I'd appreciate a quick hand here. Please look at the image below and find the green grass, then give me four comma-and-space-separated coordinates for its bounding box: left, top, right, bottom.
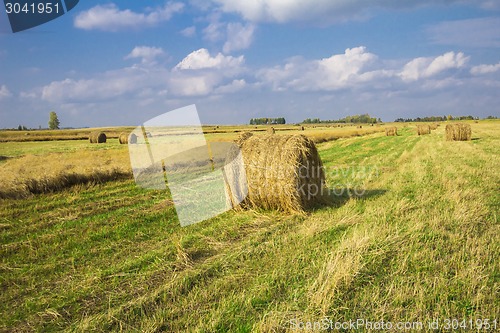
0, 122, 498, 332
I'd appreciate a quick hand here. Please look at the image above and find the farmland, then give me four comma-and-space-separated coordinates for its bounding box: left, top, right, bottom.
0, 121, 498, 332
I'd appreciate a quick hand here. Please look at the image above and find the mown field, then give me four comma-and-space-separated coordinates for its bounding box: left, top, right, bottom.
0, 121, 498, 332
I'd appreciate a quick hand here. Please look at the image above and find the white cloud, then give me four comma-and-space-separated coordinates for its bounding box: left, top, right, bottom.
223, 23, 256, 53
175, 48, 244, 70
74, 2, 184, 31
41, 47, 247, 102
202, 13, 225, 42
257, 48, 474, 93
214, 79, 247, 94
125, 46, 165, 64
471, 62, 500, 75
210, 0, 465, 24
427, 17, 500, 48
0, 85, 12, 99
41, 66, 168, 103
180, 26, 196, 37
258, 47, 387, 91
400, 51, 469, 81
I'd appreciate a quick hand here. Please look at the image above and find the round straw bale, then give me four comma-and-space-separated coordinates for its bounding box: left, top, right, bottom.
119, 132, 128, 144
119, 132, 137, 144
385, 126, 398, 136
445, 123, 471, 141
89, 131, 106, 143
417, 125, 430, 135
267, 126, 275, 134
225, 134, 326, 213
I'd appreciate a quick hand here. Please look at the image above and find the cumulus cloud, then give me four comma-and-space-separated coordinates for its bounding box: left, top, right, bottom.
210, 0, 465, 24
223, 23, 256, 53
471, 62, 500, 75
74, 2, 184, 31
400, 51, 469, 81
0, 85, 12, 99
258, 47, 388, 91
257, 48, 474, 93
41, 47, 247, 102
175, 48, 244, 70
125, 46, 165, 64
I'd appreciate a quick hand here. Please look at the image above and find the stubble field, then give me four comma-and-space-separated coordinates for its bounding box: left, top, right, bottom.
0, 121, 498, 332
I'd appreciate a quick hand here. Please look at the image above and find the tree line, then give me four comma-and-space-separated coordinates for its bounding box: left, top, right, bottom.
394, 115, 478, 122
302, 114, 380, 124
249, 117, 286, 125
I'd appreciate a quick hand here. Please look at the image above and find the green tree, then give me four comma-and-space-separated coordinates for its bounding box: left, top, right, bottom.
48, 111, 60, 130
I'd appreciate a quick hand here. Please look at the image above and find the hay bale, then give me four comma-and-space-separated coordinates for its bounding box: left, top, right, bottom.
119, 132, 137, 144
445, 123, 472, 141
267, 127, 275, 134
417, 125, 430, 135
385, 126, 398, 136
119, 133, 128, 144
225, 134, 326, 213
429, 123, 438, 130
89, 131, 106, 143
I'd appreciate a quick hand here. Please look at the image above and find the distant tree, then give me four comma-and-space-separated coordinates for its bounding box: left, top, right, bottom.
18, 125, 22, 131
48, 111, 60, 130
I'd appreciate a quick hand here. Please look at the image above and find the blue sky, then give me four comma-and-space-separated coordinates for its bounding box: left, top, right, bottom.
1, 0, 499, 128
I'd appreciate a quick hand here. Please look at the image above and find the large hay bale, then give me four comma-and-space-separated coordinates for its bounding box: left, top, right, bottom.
385, 126, 398, 136
89, 131, 106, 143
429, 123, 438, 130
417, 125, 430, 135
445, 123, 472, 141
119, 132, 137, 144
267, 127, 275, 134
226, 134, 326, 212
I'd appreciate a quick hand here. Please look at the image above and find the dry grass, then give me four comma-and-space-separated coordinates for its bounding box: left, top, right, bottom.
446, 123, 472, 141
305, 127, 385, 143
0, 149, 131, 198
0, 127, 133, 142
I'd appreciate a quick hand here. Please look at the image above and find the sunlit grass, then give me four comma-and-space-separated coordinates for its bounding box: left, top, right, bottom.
0, 120, 498, 332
